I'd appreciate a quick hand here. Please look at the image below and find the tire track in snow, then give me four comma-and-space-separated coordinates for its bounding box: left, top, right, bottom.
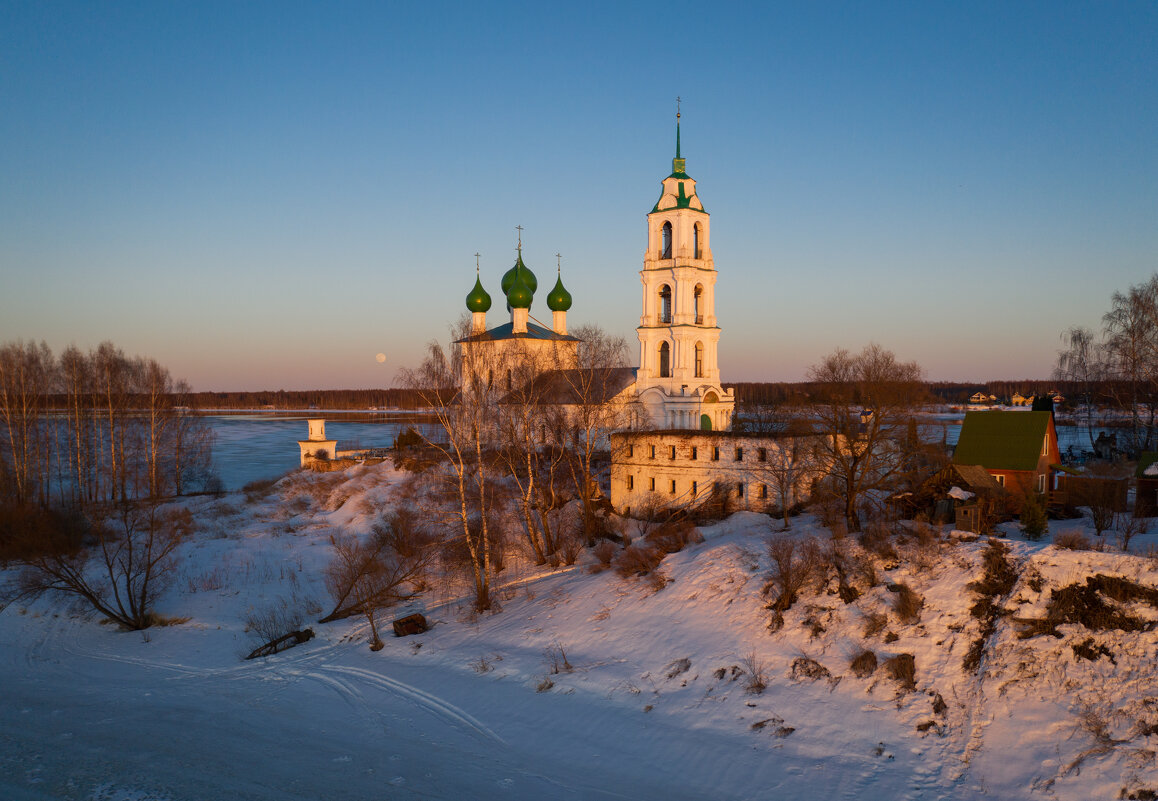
320, 664, 506, 746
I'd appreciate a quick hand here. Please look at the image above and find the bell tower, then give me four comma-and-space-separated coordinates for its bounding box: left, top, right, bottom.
635, 107, 734, 430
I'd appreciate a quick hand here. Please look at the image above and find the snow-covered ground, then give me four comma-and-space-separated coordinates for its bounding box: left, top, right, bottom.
3, 462, 1158, 800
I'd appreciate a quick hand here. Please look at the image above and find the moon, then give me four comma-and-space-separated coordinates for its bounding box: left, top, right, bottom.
375, 353, 386, 364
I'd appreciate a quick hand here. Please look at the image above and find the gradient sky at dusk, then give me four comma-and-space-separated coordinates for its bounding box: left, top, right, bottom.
2, 2, 1156, 391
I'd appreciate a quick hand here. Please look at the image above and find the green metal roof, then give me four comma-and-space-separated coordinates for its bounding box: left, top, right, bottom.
952, 410, 1052, 471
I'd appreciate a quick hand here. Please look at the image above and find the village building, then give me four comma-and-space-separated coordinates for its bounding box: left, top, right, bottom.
609, 429, 818, 516
951, 410, 1060, 511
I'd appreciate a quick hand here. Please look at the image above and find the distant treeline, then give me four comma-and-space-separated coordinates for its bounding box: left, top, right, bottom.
187, 388, 427, 410
188, 382, 1117, 410
728, 380, 1109, 406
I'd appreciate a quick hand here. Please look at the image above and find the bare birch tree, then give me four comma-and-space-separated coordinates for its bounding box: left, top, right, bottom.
399, 321, 503, 611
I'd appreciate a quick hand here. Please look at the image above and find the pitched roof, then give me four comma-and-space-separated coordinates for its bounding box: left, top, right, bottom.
1137, 452, 1158, 479
952, 410, 1052, 471
508, 367, 637, 405
455, 321, 579, 343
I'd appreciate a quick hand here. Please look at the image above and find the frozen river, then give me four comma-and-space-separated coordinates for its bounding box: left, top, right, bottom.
204, 412, 426, 491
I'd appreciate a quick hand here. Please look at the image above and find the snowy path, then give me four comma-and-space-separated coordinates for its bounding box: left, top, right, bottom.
0, 605, 954, 801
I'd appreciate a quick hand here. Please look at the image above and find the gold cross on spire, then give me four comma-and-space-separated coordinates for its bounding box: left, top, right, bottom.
474, 252, 480, 274
515, 225, 524, 249
556, 252, 562, 274
676, 95, 681, 119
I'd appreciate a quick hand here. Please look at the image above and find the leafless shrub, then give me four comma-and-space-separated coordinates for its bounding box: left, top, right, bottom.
883, 653, 917, 691
321, 520, 433, 649
646, 519, 703, 555
763, 536, 821, 613
1118, 516, 1150, 553
242, 476, 280, 503
1054, 530, 1093, 551
557, 528, 584, 566
542, 641, 573, 674
10, 501, 191, 631
244, 595, 312, 654
892, 582, 924, 624
536, 677, 554, 693
613, 543, 664, 578
790, 656, 831, 682
859, 521, 898, 560
665, 657, 692, 679
590, 540, 618, 572
471, 655, 497, 673
850, 648, 878, 678
741, 651, 768, 694
863, 611, 888, 638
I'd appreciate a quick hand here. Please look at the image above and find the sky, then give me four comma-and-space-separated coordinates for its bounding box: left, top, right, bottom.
1, 1, 1156, 391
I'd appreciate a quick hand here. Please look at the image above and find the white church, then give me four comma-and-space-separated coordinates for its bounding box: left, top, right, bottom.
457, 113, 734, 432
455, 115, 813, 516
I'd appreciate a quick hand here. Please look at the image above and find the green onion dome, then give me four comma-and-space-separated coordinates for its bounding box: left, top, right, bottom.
546, 273, 572, 312
501, 249, 538, 296
465, 274, 492, 313
506, 272, 533, 309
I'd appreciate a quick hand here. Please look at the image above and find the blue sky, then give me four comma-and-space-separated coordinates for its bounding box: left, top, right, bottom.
2, 1, 1155, 391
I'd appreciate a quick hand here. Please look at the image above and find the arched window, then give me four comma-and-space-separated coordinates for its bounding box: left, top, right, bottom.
658, 342, 671, 378
693, 284, 703, 324
693, 223, 701, 259
659, 284, 672, 323
661, 221, 672, 259
694, 341, 704, 377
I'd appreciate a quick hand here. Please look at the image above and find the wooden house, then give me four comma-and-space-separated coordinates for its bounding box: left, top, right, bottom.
952, 410, 1060, 512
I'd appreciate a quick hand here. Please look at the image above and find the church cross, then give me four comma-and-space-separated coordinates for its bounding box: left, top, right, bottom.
474, 252, 480, 273
515, 225, 524, 249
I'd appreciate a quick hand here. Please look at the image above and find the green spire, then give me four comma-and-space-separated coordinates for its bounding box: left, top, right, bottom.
672, 103, 686, 175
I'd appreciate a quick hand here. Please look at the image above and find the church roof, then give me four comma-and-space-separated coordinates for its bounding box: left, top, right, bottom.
455, 321, 579, 343
501, 367, 637, 405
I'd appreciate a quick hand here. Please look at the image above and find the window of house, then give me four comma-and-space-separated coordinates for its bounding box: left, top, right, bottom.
691, 481, 698, 497
649, 477, 655, 491
690, 446, 698, 460
758, 447, 767, 462
670, 479, 676, 494
735, 447, 743, 461
995, 475, 1005, 486
670, 445, 676, 460
760, 484, 768, 499
1037, 474, 1045, 493
736, 482, 744, 498
649, 445, 656, 459
712, 446, 720, 461
694, 342, 703, 377
627, 444, 634, 458
627, 475, 634, 490
659, 285, 672, 324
